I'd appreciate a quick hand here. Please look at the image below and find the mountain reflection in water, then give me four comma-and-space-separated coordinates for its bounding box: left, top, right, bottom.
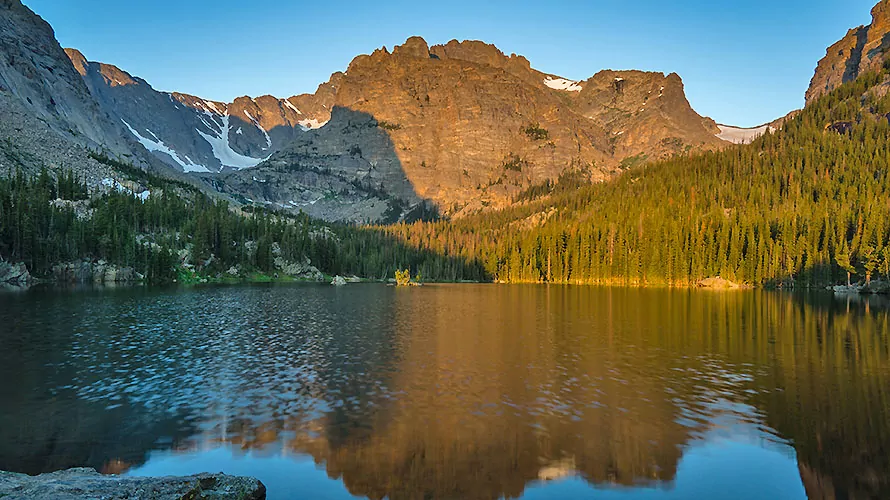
0, 285, 887, 499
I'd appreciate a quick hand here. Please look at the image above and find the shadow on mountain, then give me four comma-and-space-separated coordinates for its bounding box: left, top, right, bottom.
211, 106, 438, 225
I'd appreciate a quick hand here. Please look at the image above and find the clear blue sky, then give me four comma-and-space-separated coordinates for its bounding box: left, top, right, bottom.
26, 0, 877, 127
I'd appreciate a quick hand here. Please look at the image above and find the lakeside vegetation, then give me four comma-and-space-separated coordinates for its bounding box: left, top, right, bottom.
0, 167, 487, 285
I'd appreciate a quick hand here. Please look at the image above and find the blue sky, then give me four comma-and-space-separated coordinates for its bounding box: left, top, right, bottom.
27, 0, 877, 127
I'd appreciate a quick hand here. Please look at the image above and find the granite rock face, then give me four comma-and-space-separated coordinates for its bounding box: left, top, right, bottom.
0, 467, 266, 500
211, 38, 724, 218
66, 48, 308, 174
0, 0, 169, 187
806, 0, 890, 105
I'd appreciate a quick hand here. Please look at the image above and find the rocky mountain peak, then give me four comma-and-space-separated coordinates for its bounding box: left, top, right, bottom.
393, 36, 431, 58
806, 0, 890, 104
64, 48, 88, 76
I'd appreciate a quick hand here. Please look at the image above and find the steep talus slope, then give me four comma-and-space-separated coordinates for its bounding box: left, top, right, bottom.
807, 0, 890, 104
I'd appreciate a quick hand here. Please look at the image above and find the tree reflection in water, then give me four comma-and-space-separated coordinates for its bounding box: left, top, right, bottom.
0, 285, 887, 499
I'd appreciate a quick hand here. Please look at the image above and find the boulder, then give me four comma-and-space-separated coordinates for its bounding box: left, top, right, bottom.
0, 261, 31, 286
832, 284, 863, 294
0, 467, 266, 500
331, 275, 347, 286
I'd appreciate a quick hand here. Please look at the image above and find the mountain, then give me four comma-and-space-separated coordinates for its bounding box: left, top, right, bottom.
0, 0, 153, 185
68, 37, 731, 221
806, 0, 890, 104
65, 48, 321, 174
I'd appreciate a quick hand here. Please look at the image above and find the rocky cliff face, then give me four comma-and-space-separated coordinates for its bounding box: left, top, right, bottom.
209, 37, 725, 218
0, 0, 160, 188
0, 0, 129, 151
807, 0, 890, 104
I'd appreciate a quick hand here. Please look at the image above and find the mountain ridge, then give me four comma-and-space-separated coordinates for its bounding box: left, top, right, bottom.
65, 36, 733, 221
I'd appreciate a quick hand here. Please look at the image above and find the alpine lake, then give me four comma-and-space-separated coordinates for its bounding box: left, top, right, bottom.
1, 284, 888, 499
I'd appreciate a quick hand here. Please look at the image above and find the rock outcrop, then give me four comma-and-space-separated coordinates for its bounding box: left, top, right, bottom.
52, 260, 143, 284
696, 276, 745, 289
0, 260, 30, 287
0, 467, 266, 500
806, 0, 890, 104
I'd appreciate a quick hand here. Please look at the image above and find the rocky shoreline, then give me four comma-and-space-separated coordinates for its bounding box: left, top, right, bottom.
0, 468, 265, 499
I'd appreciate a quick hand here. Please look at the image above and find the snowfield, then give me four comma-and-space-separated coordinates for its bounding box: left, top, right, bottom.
196, 114, 269, 171
121, 119, 210, 173
716, 124, 774, 145
298, 118, 330, 131
544, 77, 583, 92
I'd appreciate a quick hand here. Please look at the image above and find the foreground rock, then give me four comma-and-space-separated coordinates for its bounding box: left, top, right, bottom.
0, 468, 265, 500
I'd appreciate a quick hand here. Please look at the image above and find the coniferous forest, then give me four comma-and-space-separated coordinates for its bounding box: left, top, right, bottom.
4, 63, 890, 287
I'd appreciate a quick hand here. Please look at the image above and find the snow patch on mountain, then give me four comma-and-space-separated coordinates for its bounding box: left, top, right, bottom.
716, 124, 773, 145
121, 119, 209, 173
298, 118, 329, 131
284, 99, 302, 115
196, 114, 269, 170
203, 100, 224, 115
544, 77, 583, 92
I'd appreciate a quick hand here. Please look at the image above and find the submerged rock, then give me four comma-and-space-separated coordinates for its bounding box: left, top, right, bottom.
0, 467, 266, 499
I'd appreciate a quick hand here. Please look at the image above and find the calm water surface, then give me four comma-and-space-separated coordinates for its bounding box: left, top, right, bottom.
1, 284, 888, 499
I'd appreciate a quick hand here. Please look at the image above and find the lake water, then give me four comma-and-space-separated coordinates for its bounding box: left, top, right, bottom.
0, 284, 888, 499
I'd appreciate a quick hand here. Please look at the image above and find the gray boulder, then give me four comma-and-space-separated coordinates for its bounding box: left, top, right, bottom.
0, 261, 31, 286
0, 467, 265, 499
